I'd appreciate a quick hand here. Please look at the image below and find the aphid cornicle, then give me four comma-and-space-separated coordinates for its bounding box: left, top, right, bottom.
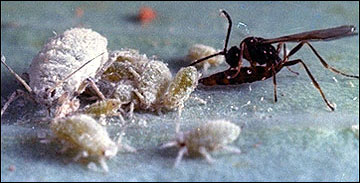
50, 114, 135, 172
160, 120, 241, 167
1, 28, 109, 118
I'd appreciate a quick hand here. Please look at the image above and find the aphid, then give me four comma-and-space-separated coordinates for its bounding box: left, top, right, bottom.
186, 44, 224, 71
97, 50, 204, 117
1, 28, 110, 118
50, 114, 135, 172
160, 66, 203, 116
102, 49, 173, 110
160, 120, 241, 167
82, 99, 125, 119
101, 49, 149, 83
130, 60, 173, 109
189, 9, 359, 111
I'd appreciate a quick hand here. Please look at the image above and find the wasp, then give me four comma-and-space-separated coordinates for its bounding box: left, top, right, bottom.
189, 9, 359, 111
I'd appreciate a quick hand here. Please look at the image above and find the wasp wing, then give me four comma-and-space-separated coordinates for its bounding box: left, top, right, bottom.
262, 25, 358, 44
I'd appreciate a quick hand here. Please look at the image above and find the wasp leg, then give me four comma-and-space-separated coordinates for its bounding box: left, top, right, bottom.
286, 41, 359, 79
284, 59, 335, 111
271, 65, 278, 103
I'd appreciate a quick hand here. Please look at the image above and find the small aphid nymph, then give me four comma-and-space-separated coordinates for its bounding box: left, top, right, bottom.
187, 44, 224, 71
161, 66, 203, 116
50, 114, 135, 172
160, 120, 241, 167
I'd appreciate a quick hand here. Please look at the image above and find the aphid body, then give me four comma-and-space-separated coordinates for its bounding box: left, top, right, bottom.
160, 66, 201, 115
29, 28, 109, 106
51, 114, 135, 172
1, 28, 109, 117
82, 99, 124, 117
161, 120, 241, 167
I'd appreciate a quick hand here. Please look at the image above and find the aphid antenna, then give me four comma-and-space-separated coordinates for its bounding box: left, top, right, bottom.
1, 55, 32, 93
47, 52, 105, 94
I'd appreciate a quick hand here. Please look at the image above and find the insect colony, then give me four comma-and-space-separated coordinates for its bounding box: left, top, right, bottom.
1, 9, 359, 172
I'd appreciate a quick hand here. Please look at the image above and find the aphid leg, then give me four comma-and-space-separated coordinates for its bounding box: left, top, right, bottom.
128, 102, 135, 119
1, 89, 35, 118
284, 59, 335, 111
86, 78, 106, 100
116, 131, 136, 153
174, 147, 188, 167
116, 112, 126, 124
159, 141, 178, 149
120, 143, 137, 153
98, 157, 109, 172
178, 103, 184, 118
73, 150, 88, 162
198, 146, 215, 164
271, 66, 278, 102
189, 96, 207, 105
127, 66, 141, 80
1, 55, 32, 93
287, 41, 359, 79
221, 145, 242, 154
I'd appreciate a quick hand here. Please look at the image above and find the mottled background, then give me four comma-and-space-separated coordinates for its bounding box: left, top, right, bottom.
1, 1, 359, 181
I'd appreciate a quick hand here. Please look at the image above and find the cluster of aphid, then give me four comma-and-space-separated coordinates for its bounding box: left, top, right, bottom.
2, 9, 359, 173
1, 27, 241, 172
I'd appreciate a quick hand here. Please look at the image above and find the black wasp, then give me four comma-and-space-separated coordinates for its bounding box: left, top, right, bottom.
189, 9, 359, 111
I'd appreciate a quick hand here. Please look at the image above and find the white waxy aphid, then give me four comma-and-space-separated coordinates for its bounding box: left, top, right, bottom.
1, 28, 109, 117
160, 66, 202, 116
50, 114, 135, 172
131, 60, 173, 109
161, 120, 241, 167
186, 44, 224, 71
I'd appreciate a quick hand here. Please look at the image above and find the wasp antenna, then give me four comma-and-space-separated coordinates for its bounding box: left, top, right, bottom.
219, 9, 232, 53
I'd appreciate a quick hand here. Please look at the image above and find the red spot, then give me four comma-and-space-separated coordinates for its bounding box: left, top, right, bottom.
138, 6, 157, 24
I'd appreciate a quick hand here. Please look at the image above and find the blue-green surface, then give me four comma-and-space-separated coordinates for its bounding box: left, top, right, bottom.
1, 1, 359, 182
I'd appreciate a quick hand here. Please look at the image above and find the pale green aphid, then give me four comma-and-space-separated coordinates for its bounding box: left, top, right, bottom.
160, 120, 241, 167
83, 99, 124, 118
51, 114, 135, 172
160, 66, 202, 116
